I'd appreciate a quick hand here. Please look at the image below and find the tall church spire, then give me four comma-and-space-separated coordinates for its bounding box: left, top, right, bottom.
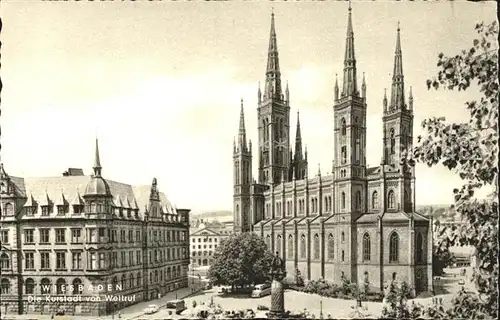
93, 138, 102, 177
294, 111, 303, 161
390, 22, 405, 111
342, 1, 358, 97
264, 10, 283, 101
238, 98, 247, 151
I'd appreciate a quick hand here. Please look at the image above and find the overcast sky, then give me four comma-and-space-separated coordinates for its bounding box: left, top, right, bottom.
1, 1, 496, 213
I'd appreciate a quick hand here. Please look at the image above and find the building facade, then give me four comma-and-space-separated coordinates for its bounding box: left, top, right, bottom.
189, 221, 233, 267
0, 140, 190, 316
233, 6, 433, 294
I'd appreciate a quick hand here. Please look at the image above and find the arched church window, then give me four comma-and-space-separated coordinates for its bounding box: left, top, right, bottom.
389, 232, 399, 262
235, 204, 240, 226
266, 234, 271, 250
327, 234, 334, 259
341, 192, 346, 209
276, 234, 282, 257
288, 235, 294, 259
300, 234, 306, 259
341, 232, 345, 243
390, 128, 395, 155
388, 190, 396, 209
363, 233, 371, 261
372, 191, 379, 209
313, 234, 320, 260
416, 232, 424, 263
341, 118, 347, 136
355, 191, 362, 210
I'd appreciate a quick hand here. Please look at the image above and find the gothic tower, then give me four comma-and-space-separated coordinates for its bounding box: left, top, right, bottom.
233, 99, 252, 233
332, 3, 367, 279
257, 12, 291, 186
382, 24, 415, 212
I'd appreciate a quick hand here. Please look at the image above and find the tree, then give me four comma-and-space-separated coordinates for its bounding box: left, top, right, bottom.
433, 244, 454, 276
413, 21, 498, 318
207, 232, 274, 288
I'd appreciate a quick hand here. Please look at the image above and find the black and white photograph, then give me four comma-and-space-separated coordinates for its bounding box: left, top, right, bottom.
0, 0, 498, 319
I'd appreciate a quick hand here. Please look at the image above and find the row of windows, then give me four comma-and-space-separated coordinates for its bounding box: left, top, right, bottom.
0, 248, 188, 271
266, 232, 426, 263
0, 265, 186, 295
190, 237, 219, 243
192, 251, 213, 257
192, 244, 217, 250
1, 228, 187, 246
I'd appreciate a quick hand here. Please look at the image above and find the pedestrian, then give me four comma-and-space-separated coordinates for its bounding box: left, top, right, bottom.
50, 313, 54, 320
118, 311, 122, 319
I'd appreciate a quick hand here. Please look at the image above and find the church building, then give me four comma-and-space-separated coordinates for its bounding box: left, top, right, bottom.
232, 5, 433, 294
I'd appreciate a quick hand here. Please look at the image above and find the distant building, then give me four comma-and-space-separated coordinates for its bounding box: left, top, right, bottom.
232, 6, 433, 294
189, 221, 233, 267
0, 140, 190, 316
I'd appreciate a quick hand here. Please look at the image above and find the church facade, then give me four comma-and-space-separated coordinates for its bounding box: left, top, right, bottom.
232, 6, 433, 294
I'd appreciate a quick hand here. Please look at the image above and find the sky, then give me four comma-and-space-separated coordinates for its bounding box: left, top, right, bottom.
0, 1, 497, 214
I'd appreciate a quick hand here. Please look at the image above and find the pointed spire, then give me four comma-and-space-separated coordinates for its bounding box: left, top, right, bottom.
285, 81, 290, 103
93, 138, 102, 177
409, 86, 413, 111
317, 163, 321, 176
390, 22, 405, 110
361, 72, 366, 98
342, 0, 358, 96
305, 144, 308, 161
24, 193, 37, 207
55, 190, 67, 206
258, 82, 262, 104
383, 88, 388, 113
294, 111, 303, 161
238, 98, 247, 152
334, 74, 339, 101
71, 190, 85, 206
264, 10, 283, 101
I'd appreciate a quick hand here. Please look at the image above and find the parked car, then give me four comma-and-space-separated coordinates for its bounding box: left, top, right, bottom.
144, 304, 159, 314
216, 285, 231, 294
166, 299, 186, 315
251, 283, 271, 298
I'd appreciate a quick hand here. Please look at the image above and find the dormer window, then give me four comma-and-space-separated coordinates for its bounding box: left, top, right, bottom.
41, 206, 52, 216
119, 209, 123, 217
127, 209, 132, 218
57, 205, 68, 215
73, 205, 83, 215
25, 206, 36, 216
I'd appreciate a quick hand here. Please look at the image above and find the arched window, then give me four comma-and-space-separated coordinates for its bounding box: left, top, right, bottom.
300, 234, 306, 259
328, 234, 334, 259
25, 278, 35, 294
0, 253, 10, 269
355, 191, 362, 210
266, 235, 271, 250
276, 235, 282, 257
122, 274, 128, 289
416, 233, 424, 263
1, 279, 10, 295
328, 196, 332, 212
341, 118, 347, 136
341, 250, 345, 262
129, 274, 135, 288
372, 191, 379, 209
137, 272, 142, 286
90, 201, 97, 213
56, 278, 66, 295
73, 278, 83, 295
235, 204, 240, 226
40, 278, 51, 294
341, 232, 345, 243
341, 192, 346, 209
287, 235, 294, 259
389, 232, 399, 262
388, 190, 396, 209
313, 234, 320, 260
390, 128, 395, 155
4, 203, 14, 216
363, 233, 371, 261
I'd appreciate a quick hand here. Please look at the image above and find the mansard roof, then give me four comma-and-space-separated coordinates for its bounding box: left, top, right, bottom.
7, 174, 178, 217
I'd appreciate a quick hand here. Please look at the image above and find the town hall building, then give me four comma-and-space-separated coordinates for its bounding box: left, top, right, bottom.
232, 5, 433, 294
